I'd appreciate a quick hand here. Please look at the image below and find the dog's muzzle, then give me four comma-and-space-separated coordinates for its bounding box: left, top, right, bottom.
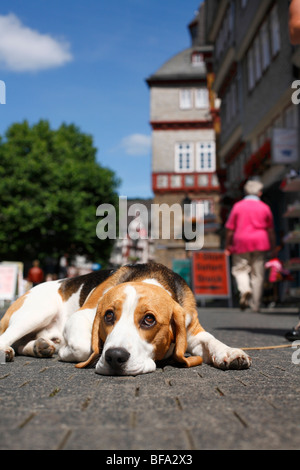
104, 347, 130, 372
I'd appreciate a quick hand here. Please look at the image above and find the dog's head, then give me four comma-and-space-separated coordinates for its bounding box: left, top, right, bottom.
77, 281, 202, 375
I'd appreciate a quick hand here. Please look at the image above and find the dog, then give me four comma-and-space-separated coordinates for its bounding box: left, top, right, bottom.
0, 262, 251, 375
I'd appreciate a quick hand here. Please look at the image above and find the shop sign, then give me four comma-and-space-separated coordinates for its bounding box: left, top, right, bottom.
272, 129, 298, 164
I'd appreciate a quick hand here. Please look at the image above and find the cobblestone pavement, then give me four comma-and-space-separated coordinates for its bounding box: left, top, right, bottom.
0, 307, 300, 450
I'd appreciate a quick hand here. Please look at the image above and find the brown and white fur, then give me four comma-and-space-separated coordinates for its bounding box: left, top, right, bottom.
0, 262, 251, 375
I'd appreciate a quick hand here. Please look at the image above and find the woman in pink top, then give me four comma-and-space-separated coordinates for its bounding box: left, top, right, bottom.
225, 180, 276, 312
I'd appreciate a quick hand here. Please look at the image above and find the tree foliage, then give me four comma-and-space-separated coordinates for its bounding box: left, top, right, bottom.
0, 120, 120, 266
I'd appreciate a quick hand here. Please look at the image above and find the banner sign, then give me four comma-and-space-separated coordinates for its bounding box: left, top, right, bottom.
272, 128, 298, 164
0, 264, 18, 300
192, 251, 231, 299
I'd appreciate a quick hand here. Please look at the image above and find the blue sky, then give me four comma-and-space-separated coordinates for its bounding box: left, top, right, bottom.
0, 0, 202, 199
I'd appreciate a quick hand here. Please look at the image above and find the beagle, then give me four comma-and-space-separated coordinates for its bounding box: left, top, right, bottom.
0, 262, 251, 375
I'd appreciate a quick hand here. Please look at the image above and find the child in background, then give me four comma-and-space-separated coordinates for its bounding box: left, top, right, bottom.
265, 248, 293, 307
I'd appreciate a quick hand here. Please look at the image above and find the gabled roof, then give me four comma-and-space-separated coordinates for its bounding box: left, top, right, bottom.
146, 46, 213, 85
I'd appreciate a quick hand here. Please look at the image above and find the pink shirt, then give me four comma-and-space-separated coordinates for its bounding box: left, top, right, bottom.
226, 197, 274, 254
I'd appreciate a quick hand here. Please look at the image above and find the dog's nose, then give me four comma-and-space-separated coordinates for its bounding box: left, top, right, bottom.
105, 348, 130, 370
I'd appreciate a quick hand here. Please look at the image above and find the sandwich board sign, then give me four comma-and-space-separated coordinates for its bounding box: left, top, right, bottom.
0, 264, 18, 301
192, 251, 231, 303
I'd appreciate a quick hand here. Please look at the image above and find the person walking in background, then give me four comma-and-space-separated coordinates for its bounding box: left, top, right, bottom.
225, 180, 276, 313
289, 0, 300, 44
27, 259, 44, 287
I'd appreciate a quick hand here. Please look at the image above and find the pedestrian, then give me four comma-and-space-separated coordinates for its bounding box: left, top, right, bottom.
265, 247, 294, 307
225, 180, 276, 312
59, 254, 68, 279
289, 0, 300, 44
27, 260, 44, 287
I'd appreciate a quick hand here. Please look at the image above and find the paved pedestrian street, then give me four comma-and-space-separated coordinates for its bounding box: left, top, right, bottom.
1, 307, 300, 450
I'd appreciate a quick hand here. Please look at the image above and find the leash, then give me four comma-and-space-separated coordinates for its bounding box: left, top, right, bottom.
241, 344, 293, 351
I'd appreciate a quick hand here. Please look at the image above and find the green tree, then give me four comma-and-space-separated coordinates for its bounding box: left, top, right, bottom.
0, 120, 120, 266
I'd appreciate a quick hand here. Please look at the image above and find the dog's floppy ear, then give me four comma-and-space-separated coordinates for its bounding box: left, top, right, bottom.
75, 312, 103, 369
172, 302, 202, 368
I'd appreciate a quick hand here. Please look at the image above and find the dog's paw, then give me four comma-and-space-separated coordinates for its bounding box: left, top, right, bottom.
33, 338, 55, 358
0, 346, 15, 363
213, 348, 252, 370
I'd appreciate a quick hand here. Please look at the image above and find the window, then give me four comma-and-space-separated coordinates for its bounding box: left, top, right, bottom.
195, 88, 209, 109
226, 79, 238, 122
258, 132, 265, 148
196, 142, 216, 173
192, 52, 204, 66
157, 175, 168, 189
185, 199, 214, 220
198, 175, 209, 187
270, 5, 280, 56
190, 200, 204, 220
254, 36, 262, 82
273, 114, 283, 129
180, 88, 210, 110
260, 20, 270, 71
170, 175, 182, 188
180, 89, 192, 109
247, 6, 280, 94
175, 143, 194, 172
194, 199, 214, 217
229, 0, 234, 32
284, 105, 298, 128
247, 47, 255, 91
215, 4, 233, 61
211, 174, 219, 187
185, 175, 195, 187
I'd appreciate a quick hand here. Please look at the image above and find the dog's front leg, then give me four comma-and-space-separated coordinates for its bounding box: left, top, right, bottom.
187, 331, 252, 370
58, 308, 96, 363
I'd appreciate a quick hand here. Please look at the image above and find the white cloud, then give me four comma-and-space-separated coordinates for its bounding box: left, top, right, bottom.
120, 134, 152, 156
0, 13, 73, 72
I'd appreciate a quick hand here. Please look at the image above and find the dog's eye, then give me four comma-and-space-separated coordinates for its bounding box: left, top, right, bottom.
141, 313, 156, 328
104, 310, 115, 325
